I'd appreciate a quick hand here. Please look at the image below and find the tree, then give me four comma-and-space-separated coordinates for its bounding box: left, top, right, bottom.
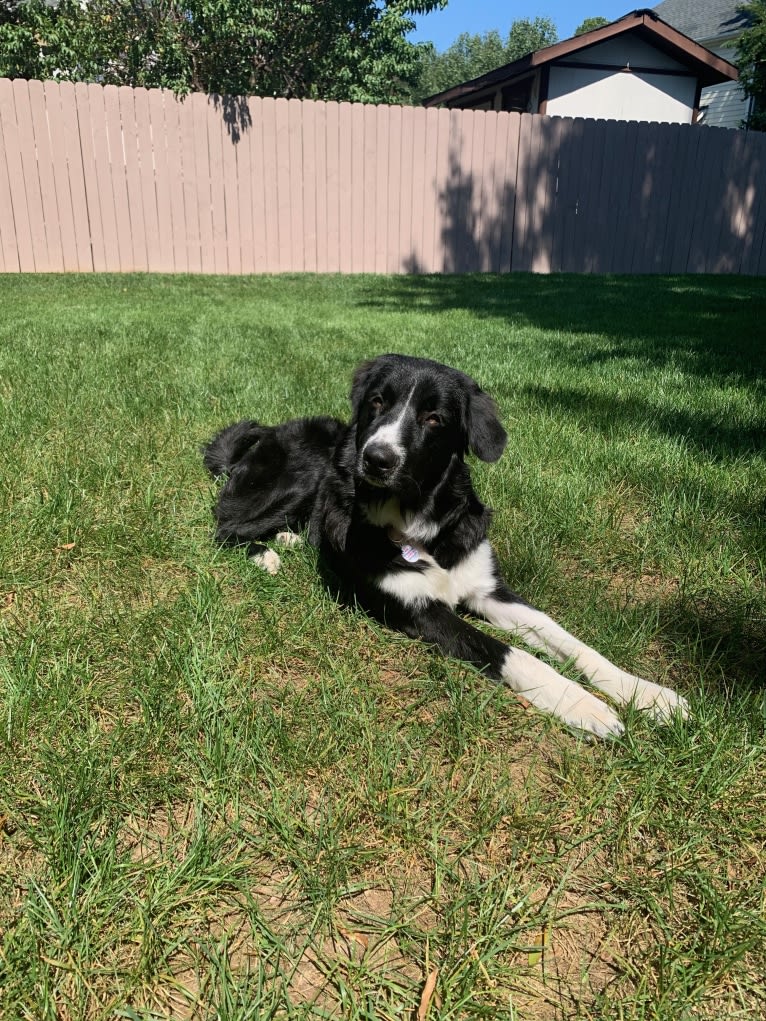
414, 16, 558, 101
505, 15, 558, 58
574, 16, 610, 36
0, 0, 446, 103
736, 0, 766, 129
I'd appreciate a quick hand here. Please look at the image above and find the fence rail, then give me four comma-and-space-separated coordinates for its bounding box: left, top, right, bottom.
0, 78, 764, 275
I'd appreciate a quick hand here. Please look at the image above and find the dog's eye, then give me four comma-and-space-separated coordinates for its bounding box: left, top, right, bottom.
370, 395, 384, 411
424, 412, 442, 427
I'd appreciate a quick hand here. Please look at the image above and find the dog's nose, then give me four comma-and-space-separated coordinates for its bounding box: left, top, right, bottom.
363, 443, 399, 476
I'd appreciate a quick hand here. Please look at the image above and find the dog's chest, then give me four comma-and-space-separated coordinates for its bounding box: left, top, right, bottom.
361, 498, 495, 608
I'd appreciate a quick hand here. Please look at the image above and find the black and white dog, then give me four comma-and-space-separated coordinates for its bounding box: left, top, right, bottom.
204, 354, 687, 738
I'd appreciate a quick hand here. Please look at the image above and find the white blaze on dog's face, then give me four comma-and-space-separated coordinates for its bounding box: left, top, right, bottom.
350, 354, 507, 497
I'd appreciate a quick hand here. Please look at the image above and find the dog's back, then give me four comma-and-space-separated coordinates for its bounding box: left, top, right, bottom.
203, 415, 345, 554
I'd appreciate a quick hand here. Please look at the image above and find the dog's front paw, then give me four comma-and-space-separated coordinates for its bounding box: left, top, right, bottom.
594, 671, 689, 724
627, 676, 689, 722
503, 648, 625, 739
558, 692, 626, 740
250, 549, 282, 575
275, 531, 303, 548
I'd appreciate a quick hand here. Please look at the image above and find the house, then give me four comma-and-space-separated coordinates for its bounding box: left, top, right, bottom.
422, 9, 739, 126
653, 0, 754, 127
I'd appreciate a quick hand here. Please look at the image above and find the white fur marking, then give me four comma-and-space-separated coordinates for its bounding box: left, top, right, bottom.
377, 540, 497, 609
361, 498, 440, 544
501, 648, 625, 738
361, 385, 417, 461
250, 549, 282, 575
472, 596, 688, 721
402, 510, 441, 544
275, 531, 303, 548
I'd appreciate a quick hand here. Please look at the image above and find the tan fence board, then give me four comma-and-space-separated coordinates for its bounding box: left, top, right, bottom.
348, 102, 364, 272
28, 80, 63, 271
179, 94, 201, 273
204, 98, 227, 274
12, 80, 49, 271
302, 99, 318, 273
42, 80, 80, 271
324, 100, 341, 273
497, 112, 520, 273
245, 97, 266, 274
286, 99, 304, 273
235, 100, 255, 275
510, 113, 532, 272
72, 84, 104, 271
738, 132, 766, 275
0, 81, 21, 271
410, 107, 429, 273
4, 77, 37, 272
397, 105, 415, 273
94, 85, 126, 272
120, 85, 149, 271
374, 105, 390, 274
385, 104, 402, 273
158, 89, 188, 274
258, 98, 279, 273
549, 117, 572, 273
132, 88, 159, 272
56, 82, 92, 272
188, 93, 213, 273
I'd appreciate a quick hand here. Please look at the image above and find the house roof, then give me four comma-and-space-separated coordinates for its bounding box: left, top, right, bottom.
653, 0, 753, 45
422, 8, 739, 108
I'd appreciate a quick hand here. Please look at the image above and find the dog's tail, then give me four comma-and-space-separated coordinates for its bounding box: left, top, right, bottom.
202, 420, 264, 478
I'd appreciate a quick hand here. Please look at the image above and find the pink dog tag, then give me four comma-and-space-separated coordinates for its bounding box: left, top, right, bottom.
401, 544, 420, 563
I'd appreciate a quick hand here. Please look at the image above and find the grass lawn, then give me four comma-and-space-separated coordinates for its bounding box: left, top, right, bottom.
0, 272, 764, 1020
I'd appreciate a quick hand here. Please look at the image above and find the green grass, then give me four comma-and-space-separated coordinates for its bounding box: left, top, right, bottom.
0, 272, 764, 1020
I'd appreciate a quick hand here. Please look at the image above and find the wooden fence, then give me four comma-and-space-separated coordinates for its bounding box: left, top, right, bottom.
0, 77, 764, 276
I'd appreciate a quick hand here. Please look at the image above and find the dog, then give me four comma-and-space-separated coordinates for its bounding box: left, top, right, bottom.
204, 354, 688, 738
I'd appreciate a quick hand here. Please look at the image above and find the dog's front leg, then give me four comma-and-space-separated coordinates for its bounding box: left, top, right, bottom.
468, 590, 688, 723
399, 602, 625, 739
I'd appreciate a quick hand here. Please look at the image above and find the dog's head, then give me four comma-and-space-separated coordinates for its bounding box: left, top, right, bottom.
349, 354, 507, 498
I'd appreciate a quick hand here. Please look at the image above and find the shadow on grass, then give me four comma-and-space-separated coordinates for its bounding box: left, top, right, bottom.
521, 383, 766, 461
356, 274, 766, 387
658, 590, 766, 693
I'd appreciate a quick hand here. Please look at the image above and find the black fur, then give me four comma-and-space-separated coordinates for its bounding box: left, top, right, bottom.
204, 415, 344, 559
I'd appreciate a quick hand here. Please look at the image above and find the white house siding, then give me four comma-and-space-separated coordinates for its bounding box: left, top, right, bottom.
546, 65, 697, 122
561, 35, 690, 71
700, 45, 749, 127
699, 80, 748, 127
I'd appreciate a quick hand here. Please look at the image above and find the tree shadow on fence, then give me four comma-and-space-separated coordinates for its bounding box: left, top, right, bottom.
209, 93, 252, 142
401, 136, 521, 276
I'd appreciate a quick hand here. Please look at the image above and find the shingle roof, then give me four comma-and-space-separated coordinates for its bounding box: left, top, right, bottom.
652, 0, 753, 43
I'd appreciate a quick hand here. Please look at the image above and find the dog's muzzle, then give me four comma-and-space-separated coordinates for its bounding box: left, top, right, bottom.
361, 442, 400, 485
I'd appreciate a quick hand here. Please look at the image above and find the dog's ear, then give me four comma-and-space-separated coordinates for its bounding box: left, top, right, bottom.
309, 474, 353, 552
349, 358, 380, 415
467, 386, 507, 462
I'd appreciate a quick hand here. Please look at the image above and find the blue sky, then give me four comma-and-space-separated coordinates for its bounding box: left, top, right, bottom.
409, 1, 637, 50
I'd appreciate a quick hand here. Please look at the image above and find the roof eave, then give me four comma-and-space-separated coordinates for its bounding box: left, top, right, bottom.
422, 9, 738, 108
